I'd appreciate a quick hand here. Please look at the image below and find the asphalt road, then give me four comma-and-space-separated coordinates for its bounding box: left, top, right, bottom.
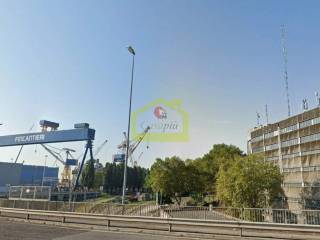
0, 218, 197, 240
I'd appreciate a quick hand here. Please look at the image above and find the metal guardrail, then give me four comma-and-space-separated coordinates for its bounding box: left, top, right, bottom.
1, 199, 320, 226
0, 207, 320, 239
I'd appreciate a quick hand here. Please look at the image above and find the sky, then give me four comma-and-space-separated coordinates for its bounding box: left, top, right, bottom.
0, 0, 319, 169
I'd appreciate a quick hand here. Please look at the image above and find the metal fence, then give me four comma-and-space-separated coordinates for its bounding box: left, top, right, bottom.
1, 199, 320, 225
8, 186, 51, 201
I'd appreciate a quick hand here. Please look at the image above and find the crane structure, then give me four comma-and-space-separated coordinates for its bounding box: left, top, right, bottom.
115, 126, 150, 166
72, 138, 108, 175
0, 120, 95, 190
14, 124, 35, 163
93, 139, 108, 170
41, 144, 77, 188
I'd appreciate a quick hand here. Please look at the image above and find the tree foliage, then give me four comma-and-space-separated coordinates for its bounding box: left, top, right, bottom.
103, 163, 148, 193
190, 144, 244, 193
81, 159, 95, 189
216, 154, 283, 208
147, 156, 204, 205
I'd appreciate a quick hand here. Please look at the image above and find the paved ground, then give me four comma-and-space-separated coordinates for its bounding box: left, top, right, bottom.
0, 218, 199, 240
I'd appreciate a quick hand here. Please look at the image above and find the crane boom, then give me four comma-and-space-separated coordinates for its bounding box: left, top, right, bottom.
130, 126, 150, 154
94, 139, 108, 158
14, 124, 35, 163
41, 144, 65, 165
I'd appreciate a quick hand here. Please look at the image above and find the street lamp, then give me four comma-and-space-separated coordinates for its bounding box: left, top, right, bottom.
41, 155, 48, 187
122, 46, 135, 204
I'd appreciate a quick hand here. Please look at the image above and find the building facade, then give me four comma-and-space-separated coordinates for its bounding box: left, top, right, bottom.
0, 162, 59, 193
248, 107, 320, 209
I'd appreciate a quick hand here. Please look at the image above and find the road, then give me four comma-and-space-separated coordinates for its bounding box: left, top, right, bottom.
0, 218, 198, 240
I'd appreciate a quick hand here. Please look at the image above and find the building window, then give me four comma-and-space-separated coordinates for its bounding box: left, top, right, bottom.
300, 119, 313, 129
282, 152, 300, 159
264, 131, 278, 139
280, 124, 298, 134
251, 135, 263, 143
301, 133, 320, 144
252, 146, 264, 153
301, 149, 320, 156
281, 138, 299, 148
265, 143, 278, 151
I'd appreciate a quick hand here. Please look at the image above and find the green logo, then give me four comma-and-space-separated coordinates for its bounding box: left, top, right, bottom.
131, 98, 189, 142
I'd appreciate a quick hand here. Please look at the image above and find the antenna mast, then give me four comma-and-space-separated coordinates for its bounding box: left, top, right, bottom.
316, 92, 320, 107
265, 104, 269, 124
256, 112, 261, 126
281, 25, 291, 117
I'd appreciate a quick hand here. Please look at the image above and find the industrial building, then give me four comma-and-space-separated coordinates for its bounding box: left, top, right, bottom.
247, 107, 320, 209
0, 162, 58, 193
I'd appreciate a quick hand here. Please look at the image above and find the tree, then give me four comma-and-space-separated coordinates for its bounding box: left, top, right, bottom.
147, 156, 203, 205
216, 154, 283, 208
103, 163, 149, 194
300, 180, 320, 209
191, 144, 244, 193
81, 159, 95, 190
94, 171, 104, 190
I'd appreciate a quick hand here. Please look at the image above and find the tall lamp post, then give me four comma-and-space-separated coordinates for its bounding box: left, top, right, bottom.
41, 155, 48, 187
122, 46, 136, 204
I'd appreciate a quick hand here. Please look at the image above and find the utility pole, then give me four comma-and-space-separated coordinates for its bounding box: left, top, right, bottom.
122, 46, 136, 204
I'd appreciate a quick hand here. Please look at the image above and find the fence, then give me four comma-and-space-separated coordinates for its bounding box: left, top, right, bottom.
1, 199, 320, 226
8, 186, 51, 201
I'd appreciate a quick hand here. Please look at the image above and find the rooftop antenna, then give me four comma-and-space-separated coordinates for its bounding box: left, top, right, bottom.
302, 99, 309, 111
281, 25, 291, 117
265, 104, 269, 124
256, 112, 261, 126
316, 92, 320, 107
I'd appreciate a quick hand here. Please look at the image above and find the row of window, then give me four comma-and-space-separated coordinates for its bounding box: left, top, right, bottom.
301, 132, 320, 144
301, 148, 320, 156
250, 135, 263, 143
253, 132, 320, 153
250, 116, 320, 143
282, 152, 300, 159
266, 156, 279, 161
282, 182, 303, 188
281, 138, 299, 148
265, 143, 278, 151
282, 165, 320, 173
252, 146, 264, 153
283, 182, 320, 188
268, 148, 320, 161
280, 124, 298, 134
264, 131, 278, 139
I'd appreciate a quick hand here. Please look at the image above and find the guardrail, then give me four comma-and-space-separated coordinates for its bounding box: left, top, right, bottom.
0, 207, 320, 239
1, 199, 320, 225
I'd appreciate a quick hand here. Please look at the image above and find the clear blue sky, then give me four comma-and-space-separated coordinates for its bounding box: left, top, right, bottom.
0, 0, 319, 168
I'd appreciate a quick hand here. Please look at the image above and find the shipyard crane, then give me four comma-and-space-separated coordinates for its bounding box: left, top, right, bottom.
93, 139, 108, 170
115, 126, 150, 166
14, 124, 35, 163
72, 138, 108, 176
41, 144, 77, 188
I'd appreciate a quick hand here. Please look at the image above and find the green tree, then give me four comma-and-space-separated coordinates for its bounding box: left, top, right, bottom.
103, 163, 149, 194
192, 144, 244, 193
147, 156, 203, 205
94, 171, 105, 190
216, 154, 283, 208
81, 159, 95, 190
